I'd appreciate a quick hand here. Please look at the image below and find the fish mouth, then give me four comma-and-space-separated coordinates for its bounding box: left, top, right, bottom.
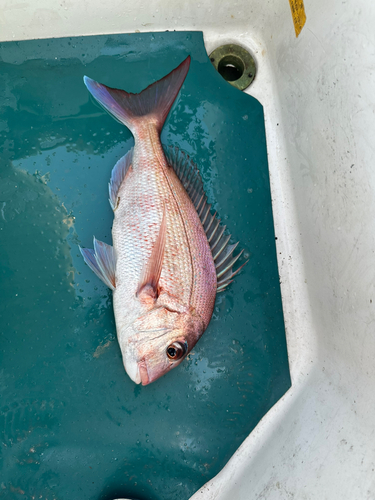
124, 358, 150, 385
138, 360, 150, 386
124, 359, 142, 384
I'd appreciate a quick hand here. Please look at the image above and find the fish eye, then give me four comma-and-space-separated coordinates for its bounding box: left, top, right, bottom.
166, 341, 187, 361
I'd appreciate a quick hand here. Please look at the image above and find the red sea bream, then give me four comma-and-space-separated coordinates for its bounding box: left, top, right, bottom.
80, 56, 246, 385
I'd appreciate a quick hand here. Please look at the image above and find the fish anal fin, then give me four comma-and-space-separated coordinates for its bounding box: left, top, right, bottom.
137, 207, 167, 301
79, 238, 116, 290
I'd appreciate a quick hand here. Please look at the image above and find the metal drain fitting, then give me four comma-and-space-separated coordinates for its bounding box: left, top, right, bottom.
209, 44, 256, 91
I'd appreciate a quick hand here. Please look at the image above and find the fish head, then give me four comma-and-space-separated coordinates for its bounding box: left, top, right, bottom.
123, 306, 205, 385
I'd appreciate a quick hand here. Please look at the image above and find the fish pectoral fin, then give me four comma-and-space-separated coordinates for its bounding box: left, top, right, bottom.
79, 238, 116, 290
137, 207, 167, 299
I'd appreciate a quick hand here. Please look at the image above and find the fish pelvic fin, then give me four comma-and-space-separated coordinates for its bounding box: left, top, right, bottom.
79, 238, 116, 290
83, 56, 191, 135
137, 206, 167, 301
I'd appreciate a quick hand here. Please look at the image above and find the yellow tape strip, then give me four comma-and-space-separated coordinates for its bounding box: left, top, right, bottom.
289, 0, 306, 37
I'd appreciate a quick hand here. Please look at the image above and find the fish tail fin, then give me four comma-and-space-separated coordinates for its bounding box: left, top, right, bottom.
83, 56, 191, 134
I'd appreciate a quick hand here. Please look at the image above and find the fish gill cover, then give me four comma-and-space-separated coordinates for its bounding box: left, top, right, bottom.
0, 31, 290, 500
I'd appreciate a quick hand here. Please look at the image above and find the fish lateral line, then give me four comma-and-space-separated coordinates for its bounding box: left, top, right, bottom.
147, 122, 169, 171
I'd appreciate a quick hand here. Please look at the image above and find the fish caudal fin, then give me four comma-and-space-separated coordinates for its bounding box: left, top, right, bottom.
79, 238, 116, 290
83, 56, 191, 134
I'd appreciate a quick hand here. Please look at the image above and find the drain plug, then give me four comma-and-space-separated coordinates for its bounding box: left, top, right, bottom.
209, 44, 256, 91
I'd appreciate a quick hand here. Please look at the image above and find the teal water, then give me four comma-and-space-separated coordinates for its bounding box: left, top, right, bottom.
0, 32, 290, 500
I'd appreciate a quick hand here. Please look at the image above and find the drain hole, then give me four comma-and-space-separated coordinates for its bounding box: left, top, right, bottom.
209, 44, 256, 91
218, 55, 244, 82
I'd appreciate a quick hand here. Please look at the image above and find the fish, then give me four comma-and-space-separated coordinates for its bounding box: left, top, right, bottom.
80, 56, 246, 385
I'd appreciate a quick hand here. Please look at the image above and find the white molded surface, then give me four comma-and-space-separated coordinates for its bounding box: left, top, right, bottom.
2, 0, 375, 498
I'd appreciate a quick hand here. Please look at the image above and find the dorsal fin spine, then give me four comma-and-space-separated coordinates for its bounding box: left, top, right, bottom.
205, 212, 217, 234
201, 204, 211, 226
195, 194, 205, 212
210, 225, 226, 251
217, 250, 244, 279
198, 199, 207, 218
217, 280, 234, 292
213, 235, 232, 261
207, 219, 221, 243
215, 242, 239, 267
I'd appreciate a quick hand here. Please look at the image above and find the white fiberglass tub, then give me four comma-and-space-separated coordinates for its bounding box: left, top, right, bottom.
1, 0, 374, 498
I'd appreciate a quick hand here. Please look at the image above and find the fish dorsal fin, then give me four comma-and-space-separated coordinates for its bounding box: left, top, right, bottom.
109, 148, 133, 210
79, 238, 116, 290
137, 207, 167, 300
164, 146, 248, 291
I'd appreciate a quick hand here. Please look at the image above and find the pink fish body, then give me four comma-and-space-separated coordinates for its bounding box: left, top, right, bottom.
81, 57, 245, 385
